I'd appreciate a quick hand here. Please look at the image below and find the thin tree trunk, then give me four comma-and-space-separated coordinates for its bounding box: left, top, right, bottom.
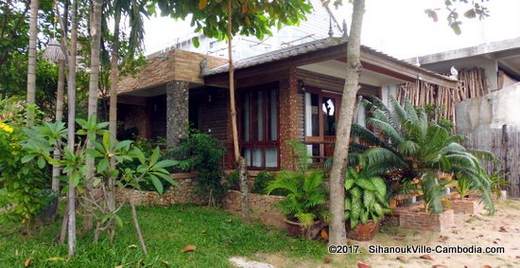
107, 8, 121, 233
52, 59, 66, 193
26, 0, 38, 106
328, 0, 365, 246
84, 0, 103, 232
227, 0, 249, 219
130, 202, 148, 255
58, 206, 68, 244
66, 0, 78, 257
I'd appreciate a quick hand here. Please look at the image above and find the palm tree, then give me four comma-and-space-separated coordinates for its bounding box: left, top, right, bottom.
26, 0, 39, 123
351, 96, 495, 214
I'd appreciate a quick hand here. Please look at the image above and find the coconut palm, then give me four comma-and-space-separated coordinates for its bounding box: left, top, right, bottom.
351, 96, 494, 214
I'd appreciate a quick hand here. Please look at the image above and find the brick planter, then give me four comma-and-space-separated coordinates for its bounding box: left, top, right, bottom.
395, 205, 455, 232
223, 190, 286, 230
450, 197, 484, 215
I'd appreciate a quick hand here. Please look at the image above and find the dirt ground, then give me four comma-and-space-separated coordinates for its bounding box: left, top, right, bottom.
247, 199, 520, 268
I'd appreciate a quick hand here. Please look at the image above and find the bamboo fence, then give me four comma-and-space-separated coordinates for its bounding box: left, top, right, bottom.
396, 68, 488, 126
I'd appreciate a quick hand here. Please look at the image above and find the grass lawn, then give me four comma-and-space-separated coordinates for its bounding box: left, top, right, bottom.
0, 204, 333, 267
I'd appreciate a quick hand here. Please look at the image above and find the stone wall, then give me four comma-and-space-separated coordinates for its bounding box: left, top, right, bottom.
116, 173, 206, 206
116, 174, 288, 230
223, 190, 286, 230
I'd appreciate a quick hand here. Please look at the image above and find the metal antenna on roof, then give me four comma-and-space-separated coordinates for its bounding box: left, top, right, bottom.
342, 19, 348, 40
328, 16, 334, 37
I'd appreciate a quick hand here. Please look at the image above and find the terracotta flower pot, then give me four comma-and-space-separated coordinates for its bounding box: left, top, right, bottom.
346, 220, 380, 241
284, 218, 324, 239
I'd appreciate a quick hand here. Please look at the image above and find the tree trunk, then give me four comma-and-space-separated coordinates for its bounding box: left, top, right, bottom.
327, 0, 365, 246
66, 0, 78, 257
26, 0, 38, 106
52, 59, 66, 193
130, 202, 148, 255
227, 0, 249, 219
84, 0, 103, 232
107, 8, 121, 240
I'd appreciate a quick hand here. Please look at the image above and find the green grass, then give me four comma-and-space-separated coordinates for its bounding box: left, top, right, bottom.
0, 205, 327, 267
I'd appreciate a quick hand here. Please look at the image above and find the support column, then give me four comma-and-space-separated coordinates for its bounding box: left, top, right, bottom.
166, 80, 190, 148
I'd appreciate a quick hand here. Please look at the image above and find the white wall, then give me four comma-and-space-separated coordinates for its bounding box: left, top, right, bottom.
456, 82, 520, 133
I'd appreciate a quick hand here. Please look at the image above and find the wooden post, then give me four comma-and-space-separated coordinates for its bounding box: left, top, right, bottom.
502, 124, 510, 192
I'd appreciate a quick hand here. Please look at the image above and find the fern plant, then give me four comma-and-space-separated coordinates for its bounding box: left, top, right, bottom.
351, 96, 495, 214
266, 170, 327, 228
344, 167, 390, 229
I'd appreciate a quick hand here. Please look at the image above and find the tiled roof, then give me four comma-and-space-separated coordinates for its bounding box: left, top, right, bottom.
203, 37, 455, 83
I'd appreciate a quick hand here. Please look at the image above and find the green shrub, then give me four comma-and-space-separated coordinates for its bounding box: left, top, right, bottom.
266, 170, 327, 228
165, 130, 226, 205
0, 99, 52, 225
344, 167, 391, 229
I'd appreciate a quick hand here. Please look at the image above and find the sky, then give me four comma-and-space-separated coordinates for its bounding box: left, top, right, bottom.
142, 0, 520, 60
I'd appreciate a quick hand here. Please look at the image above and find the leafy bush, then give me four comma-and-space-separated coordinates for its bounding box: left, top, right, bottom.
165, 130, 226, 204
0, 99, 53, 225
120, 137, 171, 191
252, 171, 275, 195
351, 96, 494, 214
225, 171, 240, 191
266, 170, 327, 228
344, 167, 390, 229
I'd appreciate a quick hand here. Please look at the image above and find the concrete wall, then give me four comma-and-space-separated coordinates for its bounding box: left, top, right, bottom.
422, 56, 498, 91
456, 82, 520, 134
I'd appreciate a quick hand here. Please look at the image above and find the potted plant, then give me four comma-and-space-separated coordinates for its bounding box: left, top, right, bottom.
266, 170, 327, 239
344, 167, 390, 241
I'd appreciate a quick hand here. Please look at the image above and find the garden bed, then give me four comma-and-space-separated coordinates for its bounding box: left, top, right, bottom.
394, 204, 455, 232
449, 197, 484, 215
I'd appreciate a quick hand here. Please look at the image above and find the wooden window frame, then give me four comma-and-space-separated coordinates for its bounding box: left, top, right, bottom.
238, 83, 280, 170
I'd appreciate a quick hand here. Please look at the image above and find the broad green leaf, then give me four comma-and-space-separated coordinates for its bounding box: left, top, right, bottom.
363, 191, 375, 207
355, 178, 376, 191
149, 174, 164, 194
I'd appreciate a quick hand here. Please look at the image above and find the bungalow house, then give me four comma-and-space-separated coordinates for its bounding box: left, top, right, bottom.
116, 37, 457, 171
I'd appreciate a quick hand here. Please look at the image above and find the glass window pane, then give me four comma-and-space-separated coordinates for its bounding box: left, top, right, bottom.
270, 89, 278, 141
257, 91, 264, 142
252, 148, 262, 167
265, 148, 278, 168
243, 148, 252, 166
311, 93, 319, 136
242, 95, 250, 142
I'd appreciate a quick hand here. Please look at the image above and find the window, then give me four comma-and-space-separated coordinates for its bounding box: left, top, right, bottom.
304, 90, 342, 163
239, 87, 279, 169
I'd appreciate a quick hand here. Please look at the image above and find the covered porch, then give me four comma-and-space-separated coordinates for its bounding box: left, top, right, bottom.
203, 37, 458, 170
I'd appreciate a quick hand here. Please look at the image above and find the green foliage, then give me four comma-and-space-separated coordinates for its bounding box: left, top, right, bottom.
352, 97, 495, 214
165, 130, 226, 204
266, 170, 327, 228
344, 167, 390, 229
252, 171, 278, 195
0, 100, 53, 225
287, 139, 312, 173
157, 0, 312, 42
0, 205, 331, 266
